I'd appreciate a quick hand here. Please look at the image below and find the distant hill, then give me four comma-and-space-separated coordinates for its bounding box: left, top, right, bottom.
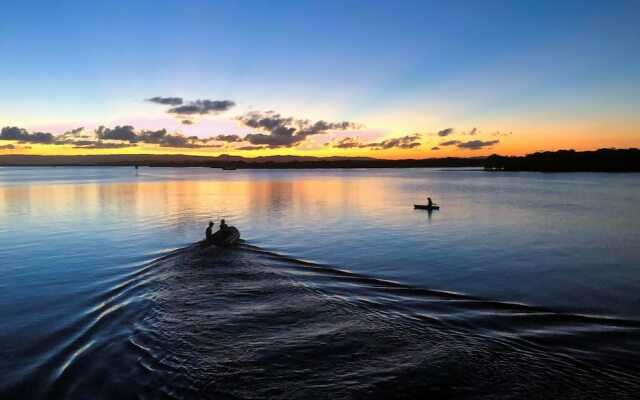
0, 153, 485, 168
485, 148, 640, 172
0, 154, 375, 166
4, 150, 636, 171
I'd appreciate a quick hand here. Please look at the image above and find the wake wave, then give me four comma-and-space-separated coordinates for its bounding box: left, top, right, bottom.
6, 241, 639, 400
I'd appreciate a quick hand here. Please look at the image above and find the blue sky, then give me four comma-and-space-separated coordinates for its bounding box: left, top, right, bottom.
0, 0, 638, 156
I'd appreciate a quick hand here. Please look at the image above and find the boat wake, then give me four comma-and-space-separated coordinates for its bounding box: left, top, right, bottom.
4, 241, 639, 399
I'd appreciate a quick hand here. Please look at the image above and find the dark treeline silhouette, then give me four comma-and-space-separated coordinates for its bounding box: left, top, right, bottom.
0, 154, 485, 169
2, 149, 637, 171
484, 148, 640, 172
216, 158, 484, 169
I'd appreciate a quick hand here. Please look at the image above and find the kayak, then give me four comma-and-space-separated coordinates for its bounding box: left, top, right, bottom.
199, 226, 241, 248
414, 204, 440, 210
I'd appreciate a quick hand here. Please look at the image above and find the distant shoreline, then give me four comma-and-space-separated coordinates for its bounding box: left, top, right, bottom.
484, 148, 639, 172
0, 148, 638, 171
0, 154, 485, 169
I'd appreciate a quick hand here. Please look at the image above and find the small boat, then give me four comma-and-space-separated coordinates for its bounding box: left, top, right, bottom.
414, 204, 440, 210
199, 226, 241, 249
222, 166, 237, 170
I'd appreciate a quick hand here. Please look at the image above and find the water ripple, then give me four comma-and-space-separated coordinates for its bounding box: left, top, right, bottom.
3, 241, 639, 399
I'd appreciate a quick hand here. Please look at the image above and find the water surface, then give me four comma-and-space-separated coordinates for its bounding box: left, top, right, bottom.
1, 167, 639, 398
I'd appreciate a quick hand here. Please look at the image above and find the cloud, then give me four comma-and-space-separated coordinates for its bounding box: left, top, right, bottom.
73, 141, 136, 149
0, 144, 32, 150
437, 128, 455, 137
94, 126, 208, 148
466, 127, 478, 136
327, 134, 422, 150
1, 125, 232, 149
491, 131, 513, 137
62, 127, 87, 137
243, 131, 297, 148
95, 125, 138, 142
52, 127, 91, 144
431, 146, 440, 150
298, 120, 361, 136
205, 143, 227, 148
147, 97, 184, 106
215, 134, 243, 142
237, 145, 266, 150
457, 139, 500, 150
136, 129, 213, 148
439, 140, 461, 146
148, 96, 236, 123
168, 99, 236, 116
0, 126, 55, 143
238, 111, 360, 148
328, 137, 363, 149
366, 134, 422, 150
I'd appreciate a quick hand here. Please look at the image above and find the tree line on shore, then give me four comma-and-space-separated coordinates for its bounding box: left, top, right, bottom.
1, 148, 637, 171
484, 148, 639, 172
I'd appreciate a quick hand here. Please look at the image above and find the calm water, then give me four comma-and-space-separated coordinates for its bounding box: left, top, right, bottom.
1, 167, 639, 398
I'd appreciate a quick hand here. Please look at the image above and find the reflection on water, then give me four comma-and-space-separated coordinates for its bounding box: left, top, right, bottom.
3, 167, 638, 316
0, 167, 639, 398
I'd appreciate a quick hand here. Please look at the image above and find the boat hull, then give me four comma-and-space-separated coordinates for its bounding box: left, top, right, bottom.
199, 226, 241, 249
414, 204, 440, 210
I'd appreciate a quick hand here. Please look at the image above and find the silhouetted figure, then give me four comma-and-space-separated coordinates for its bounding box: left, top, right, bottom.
206, 221, 214, 240
427, 197, 435, 207
220, 219, 229, 231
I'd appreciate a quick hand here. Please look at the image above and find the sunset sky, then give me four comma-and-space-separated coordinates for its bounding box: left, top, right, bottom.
1, 0, 638, 159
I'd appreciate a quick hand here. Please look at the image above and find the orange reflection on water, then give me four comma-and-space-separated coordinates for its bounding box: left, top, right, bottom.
0, 172, 411, 233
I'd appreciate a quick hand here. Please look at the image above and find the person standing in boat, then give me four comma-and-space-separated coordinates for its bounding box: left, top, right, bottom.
205, 221, 215, 240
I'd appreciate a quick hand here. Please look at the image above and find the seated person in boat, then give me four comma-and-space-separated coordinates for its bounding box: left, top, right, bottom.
219, 219, 229, 231
205, 221, 214, 240
427, 197, 435, 206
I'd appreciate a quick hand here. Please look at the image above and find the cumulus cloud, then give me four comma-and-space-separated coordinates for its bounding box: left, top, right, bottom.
457, 139, 499, 150
94, 126, 207, 148
0, 126, 55, 144
327, 134, 422, 150
215, 134, 243, 142
147, 96, 184, 106
136, 129, 214, 148
1, 125, 229, 150
95, 125, 138, 142
439, 140, 461, 146
437, 128, 455, 137
238, 111, 360, 148
168, 100, 236, 116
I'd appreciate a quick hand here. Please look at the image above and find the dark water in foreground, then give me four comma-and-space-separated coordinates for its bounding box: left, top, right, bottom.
1, 167, 639, 398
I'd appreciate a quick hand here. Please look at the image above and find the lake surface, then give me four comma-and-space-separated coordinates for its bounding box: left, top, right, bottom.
1, 167, 639, 398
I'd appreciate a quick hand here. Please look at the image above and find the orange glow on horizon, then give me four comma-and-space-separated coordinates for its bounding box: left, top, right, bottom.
1, 117, 638, 159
